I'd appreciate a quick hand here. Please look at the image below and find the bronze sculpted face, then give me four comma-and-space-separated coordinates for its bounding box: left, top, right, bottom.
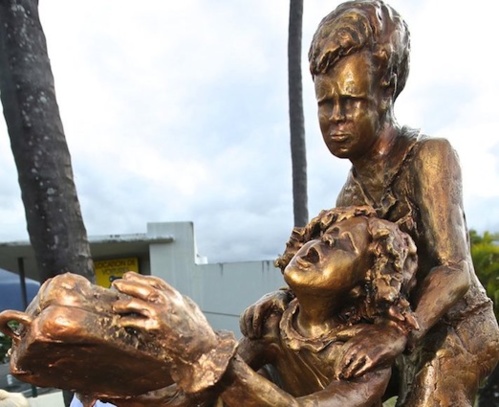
284, 217, 371, 297
314, 51, 387, 161
309, 1, 411, 167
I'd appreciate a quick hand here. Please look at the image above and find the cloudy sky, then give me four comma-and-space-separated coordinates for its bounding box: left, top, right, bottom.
0, 0, 498, 263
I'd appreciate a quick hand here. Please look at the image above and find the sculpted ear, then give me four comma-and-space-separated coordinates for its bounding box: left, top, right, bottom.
379, 73, 397, 112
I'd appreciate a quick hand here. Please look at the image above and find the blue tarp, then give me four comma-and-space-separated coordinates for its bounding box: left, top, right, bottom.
0, 268, 39, 311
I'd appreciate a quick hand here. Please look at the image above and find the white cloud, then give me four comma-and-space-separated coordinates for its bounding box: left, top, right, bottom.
1, 0, 498, 262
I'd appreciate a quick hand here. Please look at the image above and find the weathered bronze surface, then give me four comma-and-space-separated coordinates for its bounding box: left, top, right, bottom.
0, 273, 238, 405
1, 1, 498, 406
0, 273, 176, 398
1, 207, 421, 406
242, 0, 499, 405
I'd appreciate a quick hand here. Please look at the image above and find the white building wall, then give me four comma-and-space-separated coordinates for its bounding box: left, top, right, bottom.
146, 222, 284, 336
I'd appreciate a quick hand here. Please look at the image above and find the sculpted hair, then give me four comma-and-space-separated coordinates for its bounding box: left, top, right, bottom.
275, 205, 418, 331
308, 0, 410, 100
362, 216, 418, 331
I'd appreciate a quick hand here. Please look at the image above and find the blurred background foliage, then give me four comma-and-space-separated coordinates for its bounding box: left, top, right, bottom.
470, 230, 499, 319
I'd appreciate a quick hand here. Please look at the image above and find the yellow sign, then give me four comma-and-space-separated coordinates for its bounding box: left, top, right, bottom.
94, 257, 139, 288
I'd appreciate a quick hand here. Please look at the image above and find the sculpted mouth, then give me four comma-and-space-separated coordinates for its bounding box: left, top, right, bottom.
329, 133, 349, 142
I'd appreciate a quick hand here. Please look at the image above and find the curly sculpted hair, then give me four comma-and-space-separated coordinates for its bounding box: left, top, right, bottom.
275, 206, 418, 332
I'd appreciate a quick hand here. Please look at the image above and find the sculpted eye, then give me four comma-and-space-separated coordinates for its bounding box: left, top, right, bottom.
317, 99, 333, 112
335, 234, 355, 252
340, 95, 366, 110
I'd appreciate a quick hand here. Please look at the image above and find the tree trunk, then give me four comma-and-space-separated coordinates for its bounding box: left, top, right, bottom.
0, 0, 93, 283
288, 0, 308, 227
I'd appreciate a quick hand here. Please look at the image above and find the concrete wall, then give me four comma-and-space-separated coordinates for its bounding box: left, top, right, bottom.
28, 392, 64, 407
147, 222, 284, 336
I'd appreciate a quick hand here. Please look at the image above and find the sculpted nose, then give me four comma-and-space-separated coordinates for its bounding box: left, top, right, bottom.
303, 246, 320, 264
330, 103, 345, 122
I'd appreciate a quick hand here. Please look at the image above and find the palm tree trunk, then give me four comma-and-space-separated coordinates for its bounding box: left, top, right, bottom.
0, 0, 94, 284
288, 0, 308, 227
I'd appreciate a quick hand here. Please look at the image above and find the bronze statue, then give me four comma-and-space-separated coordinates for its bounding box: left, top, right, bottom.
1, 1, 498, 406
241, 1, 499, 406
1, 206, 421, 406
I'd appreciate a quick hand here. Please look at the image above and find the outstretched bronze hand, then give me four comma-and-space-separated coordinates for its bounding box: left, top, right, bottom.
112, 272, 237, 394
